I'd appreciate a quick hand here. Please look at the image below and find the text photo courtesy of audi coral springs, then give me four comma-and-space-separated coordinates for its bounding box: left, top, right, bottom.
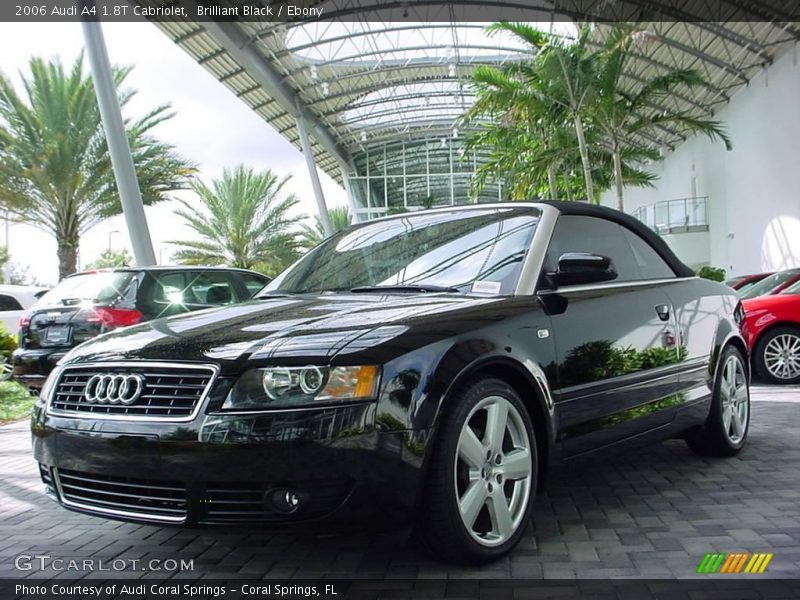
33, 203, 750, 564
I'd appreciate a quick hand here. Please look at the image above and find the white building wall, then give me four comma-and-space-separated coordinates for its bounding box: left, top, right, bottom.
602, 47, 800, 278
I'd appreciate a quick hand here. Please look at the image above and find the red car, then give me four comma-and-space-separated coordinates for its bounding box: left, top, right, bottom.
741, 279, 800, 384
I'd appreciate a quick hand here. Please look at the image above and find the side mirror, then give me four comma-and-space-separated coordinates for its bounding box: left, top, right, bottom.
553, 252, 617, 287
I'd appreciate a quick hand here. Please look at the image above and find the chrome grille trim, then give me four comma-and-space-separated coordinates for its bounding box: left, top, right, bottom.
53, 467, 187, 524
46, 361, 219, 422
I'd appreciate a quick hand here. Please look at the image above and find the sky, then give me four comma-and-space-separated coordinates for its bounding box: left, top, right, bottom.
0, 20, 348, 285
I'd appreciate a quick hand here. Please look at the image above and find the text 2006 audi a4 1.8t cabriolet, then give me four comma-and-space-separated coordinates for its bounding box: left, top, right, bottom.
32, 202, 750, 564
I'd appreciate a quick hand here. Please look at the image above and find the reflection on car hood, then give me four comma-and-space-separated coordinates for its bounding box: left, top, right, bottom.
742, 293, 800, 313
60, 293, 505, 367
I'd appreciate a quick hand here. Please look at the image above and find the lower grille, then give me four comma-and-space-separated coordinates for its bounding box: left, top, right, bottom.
49, 363, 216, 420
55, 468, 187, 522
201, 479, 353, 523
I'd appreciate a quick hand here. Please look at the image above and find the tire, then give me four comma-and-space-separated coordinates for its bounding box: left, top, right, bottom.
686, 345, 750, 457
753, 326, 800, 385
413, 377, 537, 564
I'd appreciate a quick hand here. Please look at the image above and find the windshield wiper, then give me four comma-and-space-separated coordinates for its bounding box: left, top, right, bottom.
350, 284, 461, 294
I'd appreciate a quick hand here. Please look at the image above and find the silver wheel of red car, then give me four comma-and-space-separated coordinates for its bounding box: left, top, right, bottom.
762, 332, 800, 382
754, 326, 800, 385
454, 395, 533, 547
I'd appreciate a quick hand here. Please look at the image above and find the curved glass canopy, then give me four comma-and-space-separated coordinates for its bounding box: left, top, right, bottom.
141, 0, 799, 220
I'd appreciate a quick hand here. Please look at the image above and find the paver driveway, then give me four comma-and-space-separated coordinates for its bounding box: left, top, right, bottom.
1, 385, 799, 580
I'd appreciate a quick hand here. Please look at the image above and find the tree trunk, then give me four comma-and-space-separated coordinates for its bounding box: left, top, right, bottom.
573, 114, 595, 204
613, 141, 625, 212
547, 165, 559, 201
57, 236, 79, 280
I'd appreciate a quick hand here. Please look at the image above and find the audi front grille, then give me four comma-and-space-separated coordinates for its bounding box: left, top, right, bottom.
47, 362, 217, 421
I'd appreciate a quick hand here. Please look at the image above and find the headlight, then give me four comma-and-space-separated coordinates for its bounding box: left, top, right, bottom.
222, 365, 380, 410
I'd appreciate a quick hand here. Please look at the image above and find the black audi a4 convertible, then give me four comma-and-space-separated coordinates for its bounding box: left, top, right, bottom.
32, 202, 750, 564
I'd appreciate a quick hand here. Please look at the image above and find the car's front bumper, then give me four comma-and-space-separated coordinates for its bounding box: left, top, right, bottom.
32, 402, 429, 528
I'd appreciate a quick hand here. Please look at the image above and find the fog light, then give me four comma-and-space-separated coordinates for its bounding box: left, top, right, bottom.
266, 487, 303, 514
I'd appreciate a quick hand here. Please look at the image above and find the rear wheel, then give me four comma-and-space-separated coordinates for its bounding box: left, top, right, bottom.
686, 345, 749, 456
414, 378, 537, 564
754, 326, 800, 384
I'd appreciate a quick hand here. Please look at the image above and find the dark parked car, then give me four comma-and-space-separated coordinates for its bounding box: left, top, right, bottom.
14, 267, 270, 391
32, 203, 749, 564
725, 272, 771, 294
737, 268, 800, 299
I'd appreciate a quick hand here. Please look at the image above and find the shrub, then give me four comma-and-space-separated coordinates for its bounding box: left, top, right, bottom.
0, 325, 16, 360
697, 266, 726, 282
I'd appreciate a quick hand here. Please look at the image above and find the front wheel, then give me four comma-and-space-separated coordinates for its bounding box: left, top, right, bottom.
414, 378, 537, 564
686, 345, 750, 457
754, 326, 800, 384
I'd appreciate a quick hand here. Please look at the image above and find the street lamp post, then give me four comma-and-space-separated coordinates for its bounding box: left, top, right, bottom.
108, 230, 120, 251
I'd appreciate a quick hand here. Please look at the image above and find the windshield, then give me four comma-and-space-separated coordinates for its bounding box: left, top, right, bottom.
264, 207, 541, 295
36, 272, 136, 306
739, 270, 800, 299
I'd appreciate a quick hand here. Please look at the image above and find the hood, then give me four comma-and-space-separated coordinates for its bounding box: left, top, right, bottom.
742, 293, 800, 313
60, 292, 507, 370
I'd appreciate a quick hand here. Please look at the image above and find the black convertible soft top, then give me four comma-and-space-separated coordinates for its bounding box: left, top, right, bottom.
541, 201, 696, 278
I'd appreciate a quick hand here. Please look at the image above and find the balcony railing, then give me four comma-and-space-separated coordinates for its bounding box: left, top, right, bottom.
631, 196, 709, 235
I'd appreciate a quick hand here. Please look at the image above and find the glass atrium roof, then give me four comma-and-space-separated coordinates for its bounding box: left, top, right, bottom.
137, 1, 799, 186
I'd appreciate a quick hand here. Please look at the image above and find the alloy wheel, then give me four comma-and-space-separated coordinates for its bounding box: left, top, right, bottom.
763, 333, 800, 381
454, 395, 532, 547
720, 353, 749, 444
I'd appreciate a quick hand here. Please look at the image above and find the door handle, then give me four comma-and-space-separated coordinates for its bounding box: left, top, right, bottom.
655, 304, 670, 322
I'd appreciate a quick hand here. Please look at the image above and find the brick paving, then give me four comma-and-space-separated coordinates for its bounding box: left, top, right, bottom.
1, 385, 798, 581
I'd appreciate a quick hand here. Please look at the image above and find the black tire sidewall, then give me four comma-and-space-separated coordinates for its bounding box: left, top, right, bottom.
754, 326, 800, 384
424, 378, 538, 563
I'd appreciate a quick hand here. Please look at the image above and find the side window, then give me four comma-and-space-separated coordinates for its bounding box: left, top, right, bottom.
187, 272, 237, 305
621, 227, 676, 279
544, 215, 640, 282
240, 273, 270, 298
544, 216, 677, 284
150, 272, 188, 305
0, 294, 22, 311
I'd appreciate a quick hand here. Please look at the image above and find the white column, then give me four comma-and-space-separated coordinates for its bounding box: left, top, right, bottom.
81, 14, 156, 265
296, 111, 333, 236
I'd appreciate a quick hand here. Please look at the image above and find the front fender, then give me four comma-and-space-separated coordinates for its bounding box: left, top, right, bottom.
711, 316, 749, 382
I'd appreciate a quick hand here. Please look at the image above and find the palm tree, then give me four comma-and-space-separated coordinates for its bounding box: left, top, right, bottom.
594, 27, 732, 211
0, 56, 193, 279
463, 44, 656, 203
170, 166, 304, 275
299, 206, 351, 248
463, 63, 569, 201
487, 22, 601, 203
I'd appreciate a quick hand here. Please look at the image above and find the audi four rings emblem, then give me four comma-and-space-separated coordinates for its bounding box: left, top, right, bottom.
83, 374, 145, 405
